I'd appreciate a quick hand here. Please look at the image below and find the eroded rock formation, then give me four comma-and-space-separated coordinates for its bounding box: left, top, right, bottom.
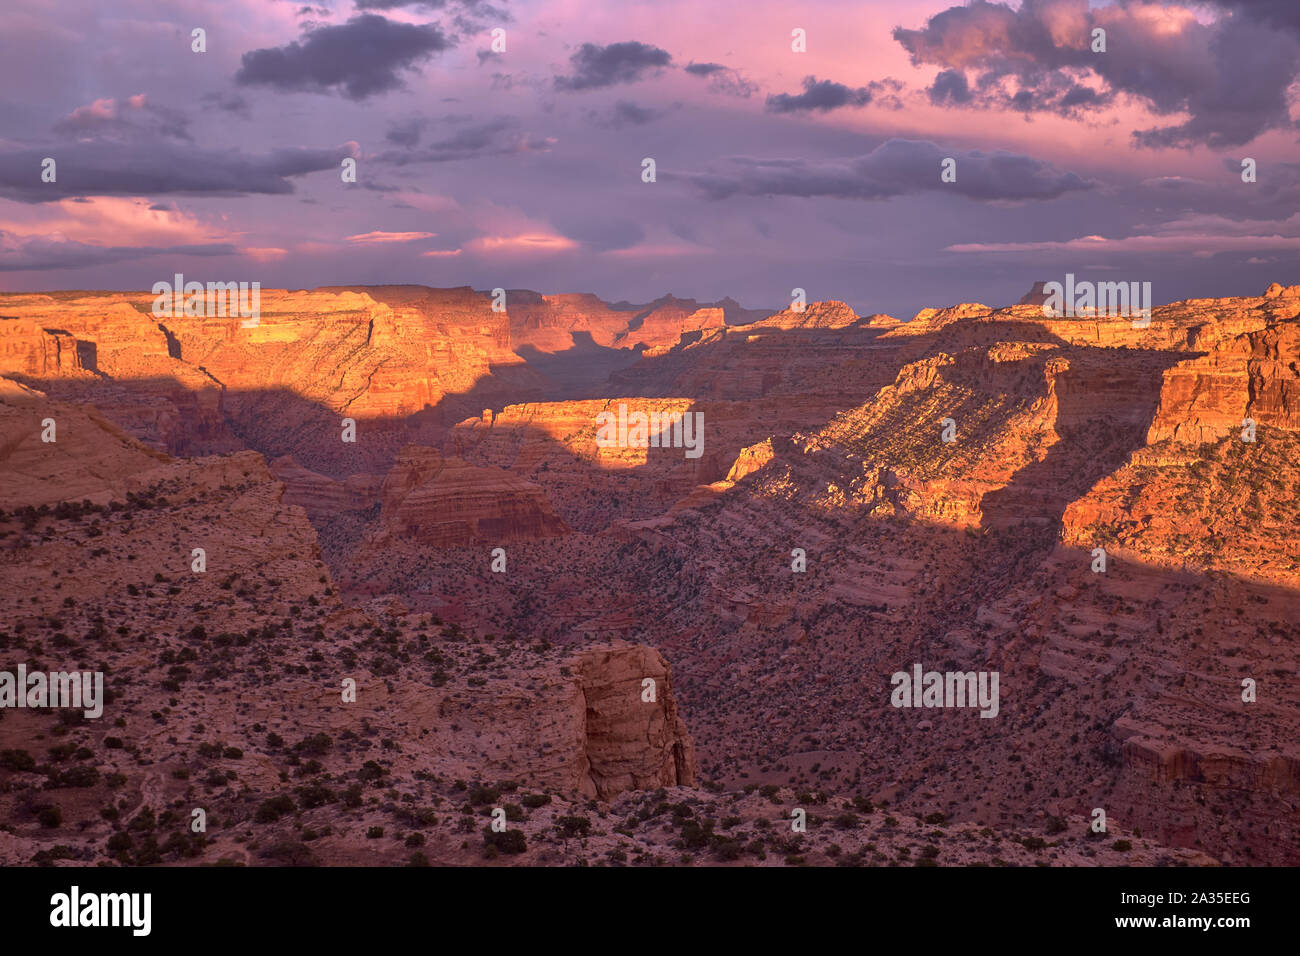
3, 280, 1299, 865
365, 444, 568, 548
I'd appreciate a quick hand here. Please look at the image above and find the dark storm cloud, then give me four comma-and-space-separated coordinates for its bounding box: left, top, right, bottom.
546, 216, 644, 253
0, 231, 236, 272
235, 14, 452, 100
893, 0, 1300, 147
766, 76, 873, 113
928, 68, 971, 105
355, 0, 511, 33
353, 0, 503, 11
385, 118, 428, 147
355, 0, 449, 7
1130, 13, 1300, 149
1059, 84, 1099, 109
200, 92, 252, 117
0, 143, 356, 203
375, 117, 551, 164
684, 62, 757, 98
553, 41, 672, 91
1113, 161, 1300, 229
1203, 0, 1300, 34
592, 100, 669, 128
688, 139, 1092, 202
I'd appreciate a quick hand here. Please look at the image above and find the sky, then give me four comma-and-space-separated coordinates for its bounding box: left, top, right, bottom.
0, 0, 1298, 318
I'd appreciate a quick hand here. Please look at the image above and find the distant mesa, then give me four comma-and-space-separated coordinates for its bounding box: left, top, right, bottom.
752, 300, 864, 330
1264, 282, 1300, 299
1019, 282, 1052, 307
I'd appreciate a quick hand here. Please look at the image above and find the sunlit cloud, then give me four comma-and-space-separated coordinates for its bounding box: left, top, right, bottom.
243, 246, 288, 261
466, 233, 579, 254
345, 231, 437, 243
0, 196, 230, 246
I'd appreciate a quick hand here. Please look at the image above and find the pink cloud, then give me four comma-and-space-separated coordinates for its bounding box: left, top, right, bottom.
466, 233, 578, 254
61, 95, 144, 125
0, 196, 229, 246
243, 247, 288, 261
345, 231, 437, 243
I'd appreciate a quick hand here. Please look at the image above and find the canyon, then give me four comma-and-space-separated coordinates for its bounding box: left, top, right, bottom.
0, 281, 1296, 866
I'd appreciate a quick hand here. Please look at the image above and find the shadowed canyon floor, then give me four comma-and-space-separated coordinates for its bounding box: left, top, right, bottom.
0, 283, 1296, 866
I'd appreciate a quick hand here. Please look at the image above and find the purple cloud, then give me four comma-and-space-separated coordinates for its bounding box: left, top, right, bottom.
235, 14, 452, 100
554, 41, 672, 91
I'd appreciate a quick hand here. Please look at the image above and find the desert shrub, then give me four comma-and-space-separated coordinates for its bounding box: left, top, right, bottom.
261, 841, 317, 866
0, 749, 35, 771
254, 794, 296, 823
293, 734, 332, 757
161, 832, 204, 858
295, 783, 334, 809
483, 827, 527, 855
106, 832, 134, 855
46, 766, 98, 788
713, 838, 743, 861
37, 806, 62, 828
554, 816, 591, 839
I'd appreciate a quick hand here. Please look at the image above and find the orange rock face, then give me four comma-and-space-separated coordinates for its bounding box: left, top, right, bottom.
576, 642, 697, 799
1147, 320, 1300, 444
4, 281, 1300, 866
268, 454, 383, 516
0, 378, 170, 507
725, 439, 775, 482
366, 445, 567, 548
378, 640, 696, 803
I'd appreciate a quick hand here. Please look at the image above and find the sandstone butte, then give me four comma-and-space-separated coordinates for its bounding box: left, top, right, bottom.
0, 280, 1296, 866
